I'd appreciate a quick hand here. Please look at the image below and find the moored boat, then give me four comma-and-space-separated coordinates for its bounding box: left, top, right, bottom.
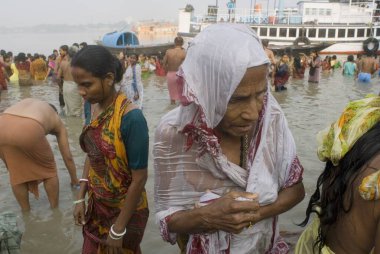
178, 0, 380, 55
96, 30, 174, 57
125, 42, 175, 58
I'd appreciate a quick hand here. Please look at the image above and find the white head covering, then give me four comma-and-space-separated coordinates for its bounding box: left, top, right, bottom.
177, 23, 269, 131
154, 23, 303, 254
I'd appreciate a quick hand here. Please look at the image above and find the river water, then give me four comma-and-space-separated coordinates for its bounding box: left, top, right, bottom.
0, 70, 378, 254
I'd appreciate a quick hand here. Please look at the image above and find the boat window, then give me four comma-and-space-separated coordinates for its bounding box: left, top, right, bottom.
308, 28, 316, 38
280, 28, 287, 37
289, 28, 297, 37
252, 27, 258, 32
338, 29, 346, 38
319, 9, 325, 15
326, 9, 332, 15
117, 35, 123, 46
328, 29, 336, 38
347, 29, 355, 37
357, 29, 365, 37
377, 28, 380, 37
312, 8, 317, 15
299, 28, 307, 37
260, 27, 268, 36
126, 33, 139, 45
318, 29, 326, 38
366, 28, 372, 37
305, 8, 310, 15
270, 28, 277, 37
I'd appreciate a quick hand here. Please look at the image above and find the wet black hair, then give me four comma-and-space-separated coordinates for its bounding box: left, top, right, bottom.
174, 36, 184, 46
261, 39, 269, 47
60, 45, 69, 52
347, 55, 354, 62
16, 52, 27, 62
68, 46, 78, 58
49, 54, 56, 61
79, 42, 88, 48
294, 56, 301, 69
71, 45, 123, 84
299, 121, 380, 253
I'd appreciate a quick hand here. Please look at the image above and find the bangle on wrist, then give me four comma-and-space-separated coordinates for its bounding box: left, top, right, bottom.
79, 178, 88, 183
108, 231, 123, 240
73, 198, 85, 205
110, 224, 126, 237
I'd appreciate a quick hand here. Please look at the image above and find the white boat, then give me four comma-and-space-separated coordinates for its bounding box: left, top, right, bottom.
178, 0, 380, 55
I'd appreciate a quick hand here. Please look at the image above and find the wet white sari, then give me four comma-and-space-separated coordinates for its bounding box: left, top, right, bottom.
154, 23, 303, 254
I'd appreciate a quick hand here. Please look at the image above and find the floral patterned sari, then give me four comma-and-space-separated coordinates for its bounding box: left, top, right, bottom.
80, 93, 148, 254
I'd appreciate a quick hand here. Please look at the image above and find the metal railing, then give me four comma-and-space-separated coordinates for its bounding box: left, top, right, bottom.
192, 7, 380, 26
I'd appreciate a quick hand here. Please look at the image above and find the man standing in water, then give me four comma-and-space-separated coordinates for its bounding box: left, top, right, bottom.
357, 53, 377, 82
0, 98, 79, 211
58, 46, 82, 116
163, 36, 186, 105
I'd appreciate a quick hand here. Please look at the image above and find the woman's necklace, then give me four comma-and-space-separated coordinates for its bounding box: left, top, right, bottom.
239, 134, 249, 170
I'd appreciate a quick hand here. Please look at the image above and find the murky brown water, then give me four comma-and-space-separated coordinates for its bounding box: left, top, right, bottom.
0, 70, 379, 254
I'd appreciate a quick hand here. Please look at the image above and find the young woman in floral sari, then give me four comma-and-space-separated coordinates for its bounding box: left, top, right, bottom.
296, 96, 380, 254
71, 45, 149, 254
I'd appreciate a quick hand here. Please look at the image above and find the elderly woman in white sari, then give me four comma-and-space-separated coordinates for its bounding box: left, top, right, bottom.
153, 23, 305, 254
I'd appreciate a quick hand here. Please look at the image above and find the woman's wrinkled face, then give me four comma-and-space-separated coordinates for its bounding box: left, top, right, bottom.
216, 64, 268, 137
71, 67, 113, 104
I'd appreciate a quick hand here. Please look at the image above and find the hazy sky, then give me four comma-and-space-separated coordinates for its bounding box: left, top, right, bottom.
0, 0, 299, 27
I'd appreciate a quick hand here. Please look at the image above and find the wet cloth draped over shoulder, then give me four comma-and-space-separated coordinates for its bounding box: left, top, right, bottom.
80, 93, 148, 253
0, 114, 57, 198
317, 95, 380, 201
154, 23, 303, 254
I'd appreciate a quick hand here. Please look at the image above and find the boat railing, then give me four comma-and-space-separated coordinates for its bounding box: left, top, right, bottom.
193, 7, 379, 26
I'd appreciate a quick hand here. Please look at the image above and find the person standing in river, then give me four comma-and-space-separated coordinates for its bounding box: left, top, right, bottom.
58, 46, 82, 116
296, 96, 380, 253
72, 45, 149, 254
357, 53, 377, 82
308, 51, 321, 83
162, 36, 186, 105
154, 23, 304, 254
0, 98, 79, 211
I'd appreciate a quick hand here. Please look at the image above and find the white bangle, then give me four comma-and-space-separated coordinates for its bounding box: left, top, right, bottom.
110, 224, 126, 237
79, 178, 88, 183
73, 198, 85, 204
108, 231, 123, 240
